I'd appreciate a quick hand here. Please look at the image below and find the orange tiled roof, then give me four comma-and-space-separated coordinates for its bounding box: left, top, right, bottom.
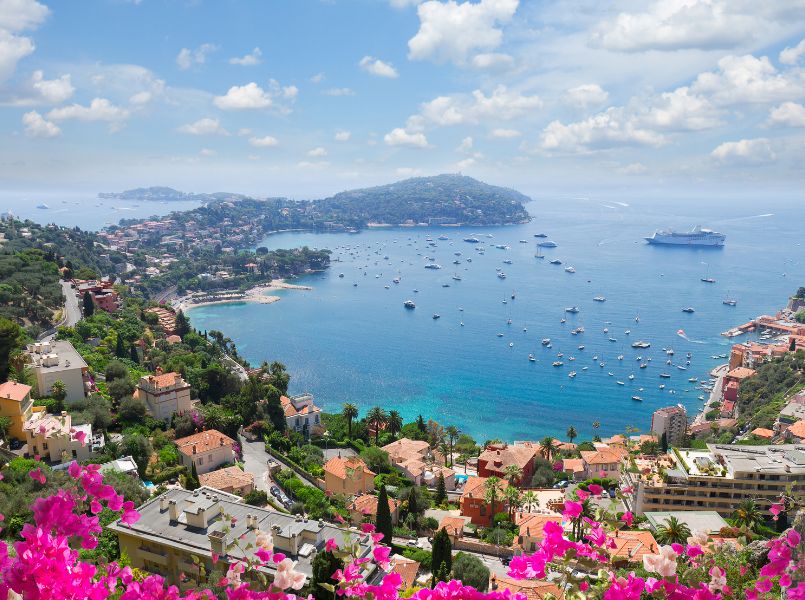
478, 443, 536, 471
461, 475, 509, 500
199, 465, 254, 490
787, 420, 805, 440
518, 514, 562, 538
494, 575, 563, 600
146, 371, 185, 389
580, 447, 626, 465
324, 455, 374, 480
609, 530, 659, 563
175, 429, 235, 456
348, 493, 398, 516
280, 395, 319, 417
562, 458, 584, 474
726, 367, 756, 380
439, 516, 466, 536
0, 381, 31, 402
390, 555, 420, 589
750, 427, 774, 439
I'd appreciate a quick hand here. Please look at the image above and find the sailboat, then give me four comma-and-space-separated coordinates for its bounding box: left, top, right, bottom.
723, 290, 737, 306
701, 264, 716, 283
535, 245, 544, 259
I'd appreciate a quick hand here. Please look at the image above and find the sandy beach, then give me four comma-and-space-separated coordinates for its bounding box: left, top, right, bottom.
175, 279, 311, 312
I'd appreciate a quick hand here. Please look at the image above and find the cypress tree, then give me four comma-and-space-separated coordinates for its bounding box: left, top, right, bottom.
376, 485, 393, 544
660, 432, 668, 453
435, 472, 447, 505
115, 333, 126, 358
407, 486, 419, 519
82, 291, 94, 316
130, 343, 140, 364
175, 310, 190, 338
430, 528, 452, 588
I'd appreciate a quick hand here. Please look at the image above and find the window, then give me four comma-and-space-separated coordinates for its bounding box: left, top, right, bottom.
43, 442, 48, 451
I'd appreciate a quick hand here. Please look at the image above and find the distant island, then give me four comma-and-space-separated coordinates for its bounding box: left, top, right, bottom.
99, 186, 249, 203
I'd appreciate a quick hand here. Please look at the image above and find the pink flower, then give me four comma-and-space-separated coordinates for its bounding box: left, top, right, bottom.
588, 484, 603, 495
686, 545, 704, 558
73, 430, 87, 446
620, 511, 634, 527
361, 523, 376, 533
643, 545, 678, 577
373, 545, 391, 569
671, 542, 684, 555
576, 489, 590, 501
274, 558, 307, 590
90, 500, 103, 515
563, 501, 583, 519
604, 572, 645, 600
325, 538, 338, 552
786, 529, 801, 547
29, 467, 46, 484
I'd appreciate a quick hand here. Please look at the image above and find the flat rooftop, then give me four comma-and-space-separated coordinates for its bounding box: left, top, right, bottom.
27, 340, 88, 372
644, 511, 728, 534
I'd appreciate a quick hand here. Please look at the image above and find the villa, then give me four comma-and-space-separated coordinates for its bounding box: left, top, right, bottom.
0, 380, 34, 441
174, 429, 236, 476
323, 454, 375, 496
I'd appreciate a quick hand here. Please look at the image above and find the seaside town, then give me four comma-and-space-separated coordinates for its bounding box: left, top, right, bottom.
1, 213, 803, 597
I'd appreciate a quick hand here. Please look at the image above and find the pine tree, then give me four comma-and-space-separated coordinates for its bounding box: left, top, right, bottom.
407, 486, 419, 519
175, 310, 190, 338
430, 528, 452, 588
416, 414, 426, 432
82, 291, 94, 317
376, 485, 393, 544
130, 343, 140, 364
435, 472, 447, 505
660, 432, 668, 453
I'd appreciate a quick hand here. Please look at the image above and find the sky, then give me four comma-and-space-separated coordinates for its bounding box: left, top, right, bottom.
1, 0, 805, 200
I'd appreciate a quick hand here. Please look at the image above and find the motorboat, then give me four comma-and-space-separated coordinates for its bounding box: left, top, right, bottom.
564, 266, 576, 273
659, 373, 671, 378
593, 296, 606, 302
404, 300, 416, 309
565, 306, 580, 313
682, 307, 695, 313
631, 341, 651, 349
549, 259, 562, 265
631, 396, 642, 402
432, 314, 441, 319
553, 361, 563, 367
542, 338, 551, 346
528, 354, 535, 362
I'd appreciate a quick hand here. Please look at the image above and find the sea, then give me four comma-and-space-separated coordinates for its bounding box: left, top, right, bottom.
11, 190, 802, 442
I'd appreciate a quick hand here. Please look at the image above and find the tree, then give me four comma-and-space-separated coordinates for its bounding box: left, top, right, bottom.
115, 332, 126, 359
82, 291, 94, 317
503, 485, 521, 517
451, 552, 489, 591
387, 410, 403, 438
732, 498, 763, 532
342, 403, 358, 439
0, 415, 11, 441
311, 550, 344, 600
435, 472, 447, 505
359, 446, 391, 474
660, 432, 668, 453
175, 310, 190, 338
539, 436, 560, 462
129, 343, 140, 364
118, 397, 147, 423
522, 490, 539, 512
121, 433, 153, 476
366, 406, 388, 445
50, 380, 67, 413
0, 318, 23, 381
416, 414, 426, 432
104, 360, 129, 382
503, 464, 523, 485
445, 425, 460, 467
376, 485, 393, 544
430, 528, 452, 588
108, 377, 135, 403
484, 476, 502, 517
655, 516, 692, 545
407, 486, 420, 519
566, 425, 577, 444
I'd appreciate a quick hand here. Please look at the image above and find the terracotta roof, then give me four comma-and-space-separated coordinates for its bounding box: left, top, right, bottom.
144, 371, 186, 389
0, 381, 31, 402
518, 514, 562, 538
787, 420, 805, 440
562, 458, 584, 474
750, 427, 775, 439
348, 493, 398, 516
494, 575, 563, 600
439, 516, 466, 537
199, 466, 254, 491
726, 367, 756, 380
580, 447, 626, 465
324, 455, 374, 480
461, 475, 509, 500
609, 530, 659, 563
478, 443, 536, 472
280, 395, 320, 417
389, 555, 420, 589
175, 429, 235, 456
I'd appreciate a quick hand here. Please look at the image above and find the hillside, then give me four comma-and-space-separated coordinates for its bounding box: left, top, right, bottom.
99, 187, 249, 203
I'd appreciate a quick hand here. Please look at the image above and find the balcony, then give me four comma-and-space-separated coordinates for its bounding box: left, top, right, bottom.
138, 545, 169, 566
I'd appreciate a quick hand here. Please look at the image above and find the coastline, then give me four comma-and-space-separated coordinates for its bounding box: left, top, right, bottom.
175, 279, 312, 312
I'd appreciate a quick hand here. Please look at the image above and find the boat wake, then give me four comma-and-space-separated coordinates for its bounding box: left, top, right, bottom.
613, 201, 630, 207
677, 329, 705, 344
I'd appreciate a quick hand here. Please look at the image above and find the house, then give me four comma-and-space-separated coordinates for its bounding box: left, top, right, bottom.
0, 381, 34, 441
459, 476, 509, 527
784, 420, 805, 442
136, 369, 194, 422
561, 458, 585, 482
750, 427, 775, 441
492, 575, 563, 600
381, 438, 453, 488
438, 516, 468, 542
347, 493, 399, 526
516, 514, 563, 552
23, 410, 92, 463
108, 487, 373, 590
91, 289, 121, 312
609, 530, 660, 566
27, 340, 89, 404
477, 443, 536, 485
99, 455, 140, 478
323, 454, 375, 496
199, 466, 255, 496
281, 394, 322, 437
174, 429, 236, 475
579, 446, 626, 479
650, 405, 687, 446
387, 555, 420, 589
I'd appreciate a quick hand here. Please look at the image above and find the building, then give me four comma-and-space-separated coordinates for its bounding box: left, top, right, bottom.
27, 340, 89, 404
0, 381, 34, 441
91, 289, 121, 312
459, 476, 509, 527
174, 429, 236, 475
323, 454, 375, 496
145, 306, 177, 335
280, 394, 322, 437
23, 410, 92, 463
199, 465, 255, 496
561, 458, 585, 481
579, 446, 626, 479
626, 444, 805, 518
347, 493, 400, 526
381, 437, 453, 489
387, 555, 420, 589
438, 516, 468, 542
492, 575, 563, 600
784, 420, 805, 443
99, 455, 140, 478
136, 370, 194, 422
108, 487, 373, 590
650, 405, 687, 447
723, 367, 757, 394
644, 511, 729, 536
609, 530, 660, 566
516, 514, 563, 552
477, 443, 537, 485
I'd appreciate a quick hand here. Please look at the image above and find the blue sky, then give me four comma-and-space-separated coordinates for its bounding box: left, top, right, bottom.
1, 0, 805, 199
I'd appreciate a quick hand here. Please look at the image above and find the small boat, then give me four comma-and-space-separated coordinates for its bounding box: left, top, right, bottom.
568, 356, 575, 361
639, 363, 648, 369
438, 235, 449, 240
560, 318, 566, 323
568, 371, 577, 378
549, 259, 562, 265
624, 330, 631, 335
353, 282, 358, 286
616, 381, 625, 386
659, 384, 665, 389
688, 377, 698, 382
511, 292, 516, 299
628, 374, 635, 380
701, 277, 716, 283
432, 314, 441, 319
603, 327, 609, 333
677, 365, 687, 371
453, 259, 461, 265
565, 306, 580, 313
682, 307, 695, 313
36, 203, 49, 209
424, 263, 442, 269
578, 345, 585, 350
582, 366, 588, 370
557, 352, 564, 358
659, 373, 671, 378
538, 240, 558, 248
528, 354, 535, 362
534, 233, 548, 238
542, 338, 551, 346
507, 319, 512, 325
452, 274, 462, 280
442, 283, 450, 288
553, 361, 563, 367
631, 341, 651, 349
393, 277, 400, 284
498, 272, 507, 279
339, 273, 345, 278
519, 240, 528, 244
599, 362, 605, 368
564, 266, 576, 273
503, 259, 513, 265
631, 396, 642, 402
593, 296, 606, 302
617, 355, 624, 360
509, 342, 514, 347
723, 298, 737, 306
464, 237, 480, 243
497, 333, 504, 337
404, 300, 416, 309
608, 337, 617, 342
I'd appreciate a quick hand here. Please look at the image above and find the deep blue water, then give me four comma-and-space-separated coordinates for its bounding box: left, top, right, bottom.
187, 197, 803, 442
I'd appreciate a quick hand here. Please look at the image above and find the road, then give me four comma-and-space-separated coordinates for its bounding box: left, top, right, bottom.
691, 363, 729, 426
223, 354, 248, 382
39, 280, 81, 341
239, 435, 317, 490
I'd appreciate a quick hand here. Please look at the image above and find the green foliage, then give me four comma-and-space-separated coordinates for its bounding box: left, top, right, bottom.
311, 551, 344, 600
430, 528, 452, 587
275, 470, 334, 519
529, 457, 557, 488
434, 472, 447, 505
0, 317, 24, 380
451, 553, 489, 592
376, 485, 394, 544
736, 353, 805, 429
121, 433, 153, 476
401, 548, 432, 570
118, 396, 147, 424
83, 291, 95, 317
243, 490, 268, 506
359, 446, 392, 474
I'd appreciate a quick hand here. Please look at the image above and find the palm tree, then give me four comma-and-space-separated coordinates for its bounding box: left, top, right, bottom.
522, 490, 540, 513
342, 403, 358, 439
592, 420, 600, 431
503, 485, 521, 518
566, 425, 577, 444
366, 406, 388, 445
732, 498, 763, 532
387, 410, 403, 438
484, 476, 502, 518
539, 436, 560, 462
445, 425, 460, 467
50, 380, 67, 413
503, 464, 523, 485
655, 516, 692, 544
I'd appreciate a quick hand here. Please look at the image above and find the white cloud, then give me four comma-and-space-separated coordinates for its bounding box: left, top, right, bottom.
297, 160, 329, 169
639, 86, 722, 130
541, 107, 665, 153
396, 167, 422, 176
457, 136, 473, 152
237, 128, 252, 136
334, 130, 351, 141
779, 39, 805, 65
29, 69, 73, 103
566, 83, 608, 108
176, 43, 217, 70
22, 109, 59, 138
323, 87, 355, 96
0, 0, 49, 31
359, 55, 399, 78
47, 97, 130, 122
249, 135, 279, 147
310, 72, 325, 83
129, 90, 152, 105
618, 162, 647, 175
213, 82, 272, 109
471, 52, 513, 70
491, 128, 521, 138
691, 54, 805, 105
0, 29, 35, 82
282, 85, 298, 99
408, 0, 519, 65
384, 127, 429, 147
199, 148, 216, 157
590, 1, 764, 53
456, 157, 476, 170
419, 85, 541, 126
229, 47, 262, 66
177, 117, 229, 135
768, 101, 805, 126
390, 0, 422, 7
308, 146, 327, 157
711, 137, 775, 164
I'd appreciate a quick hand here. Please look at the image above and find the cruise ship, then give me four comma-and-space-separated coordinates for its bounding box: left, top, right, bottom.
645, 225, 725, 246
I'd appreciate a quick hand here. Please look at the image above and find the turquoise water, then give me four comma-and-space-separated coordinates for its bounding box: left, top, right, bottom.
187, 197, 803, 442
